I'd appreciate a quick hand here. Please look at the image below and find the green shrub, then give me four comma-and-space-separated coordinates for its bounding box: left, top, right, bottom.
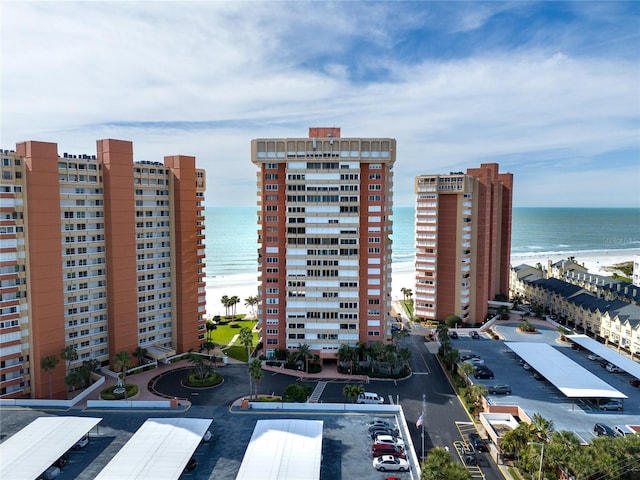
184, 372, 222, 388
100, 383, 139, 400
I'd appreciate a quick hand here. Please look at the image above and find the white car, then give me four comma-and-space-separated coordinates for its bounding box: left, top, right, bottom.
588, 354, 602, 361
463, 357, 485, 366
606, 363, 623, 373
72, 434, 89, 449
202, 430, 212, 442
373, 455, 409, 472
374, 434, 405, 448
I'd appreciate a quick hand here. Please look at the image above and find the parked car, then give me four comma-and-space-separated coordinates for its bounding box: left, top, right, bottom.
54, 453, 69, 469
371, 443, 406, 459
470, 331, 480, 339
449, 331, 459, 339
39, 466, 60, 480
599, 399, 623, 411
532, 371, 544, 381
357, 392, 385, 404
614, 425, 635, 437
184, 457, 197, 472
522, 363, 532, 371
606, 363, 623, 373
373, 455, 409, 472
463, 357, 485, 366
474, 369, 494, 379
467, 433, 488, 452
588, 353, 602, 361
370, 426, 400, 439
460, 353, 480, 361
594, 423, 617, 437
488, 384, 511, 394
201, 430, 213, 442
630, 379, 640, 388
368, 419, 392, 431
72, 434, 89, 449
374, 434, 405, 448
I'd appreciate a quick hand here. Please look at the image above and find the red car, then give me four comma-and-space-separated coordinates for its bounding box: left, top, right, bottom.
372, 443, 406, 459
630, 379, 640, 388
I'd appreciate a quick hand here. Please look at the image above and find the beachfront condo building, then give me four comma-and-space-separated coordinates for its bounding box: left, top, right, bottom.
251, 128, 396, 360
414, 163, 513, 325
0, 139, 206, 399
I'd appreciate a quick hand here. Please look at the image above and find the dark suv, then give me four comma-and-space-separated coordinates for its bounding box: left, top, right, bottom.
594, 423, 616, 437
467, 433, 488, 452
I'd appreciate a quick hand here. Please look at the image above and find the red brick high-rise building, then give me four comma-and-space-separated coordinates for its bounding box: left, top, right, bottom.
0, 139, 206, 399
251, 128, 396, 360
414, 163, 513, 325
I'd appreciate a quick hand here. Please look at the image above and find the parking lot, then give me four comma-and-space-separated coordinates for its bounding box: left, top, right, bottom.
454, 320, 640, 443
0, 405, 419, 479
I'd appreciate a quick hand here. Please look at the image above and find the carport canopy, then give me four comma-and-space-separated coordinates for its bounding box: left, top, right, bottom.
0, 416, 102, 480
236, 419, 323, 480
94, 417, 212, 480
505, 342, 627, 399
566, 334, 640, 379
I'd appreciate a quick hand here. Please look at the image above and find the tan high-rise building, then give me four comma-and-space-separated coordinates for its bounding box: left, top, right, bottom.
414, 163, 513, 325
0, 139, 206, 399
251, 128, 396, 360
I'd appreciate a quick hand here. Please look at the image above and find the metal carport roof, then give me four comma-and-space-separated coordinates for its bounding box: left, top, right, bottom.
94, 417, 212, 480
566, 334, 640, 379
505, 342, 627, 399
236, 419, 323, 480
0, 416, 102, 480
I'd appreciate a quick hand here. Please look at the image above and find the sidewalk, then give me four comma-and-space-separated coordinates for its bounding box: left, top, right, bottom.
261, 362, 369, 382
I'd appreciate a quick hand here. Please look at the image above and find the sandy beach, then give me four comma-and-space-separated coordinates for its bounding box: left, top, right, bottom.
205, 249, 640, 317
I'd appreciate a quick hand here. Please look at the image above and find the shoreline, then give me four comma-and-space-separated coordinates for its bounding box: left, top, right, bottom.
205, 248, 640, 317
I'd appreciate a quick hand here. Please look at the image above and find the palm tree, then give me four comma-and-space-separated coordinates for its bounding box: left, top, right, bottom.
458, 362, 476, 382
244, 295, 259, 317
132, 346, 148, 367
40, 355, 60, 399
337, 344, 355, 373
342, 384, 364, 403
248, 359, 263, 400
294, 344, 313, 372
60, 345, 78, 376
229, 295, 240, 316
239, 327, 254, 361
401, 287, 410, 301
113, 351, 132, 399
420, 447, 470, 480
205, 320, 216, 341
368, 341, 386, 373
220, 295, 230, 316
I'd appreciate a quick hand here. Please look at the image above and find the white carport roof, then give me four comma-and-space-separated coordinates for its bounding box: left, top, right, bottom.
236, 419, 323, 480
0, 416, 102, 480
94, 417, 212, 480
505, 342, 627, 399
566, 334, 640, 379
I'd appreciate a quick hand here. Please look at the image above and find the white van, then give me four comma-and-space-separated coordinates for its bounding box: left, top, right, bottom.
614, 425, 635, 437
357, 392, 384, 404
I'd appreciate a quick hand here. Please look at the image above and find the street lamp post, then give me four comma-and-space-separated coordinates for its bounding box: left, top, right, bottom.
528, 442, 545, 480
421, 393, 426, 461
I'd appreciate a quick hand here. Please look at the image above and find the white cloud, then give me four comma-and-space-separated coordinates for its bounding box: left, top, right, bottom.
1, 1, 638, 207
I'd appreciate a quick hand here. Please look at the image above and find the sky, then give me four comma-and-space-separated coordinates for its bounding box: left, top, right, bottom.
2, 1, 639, 208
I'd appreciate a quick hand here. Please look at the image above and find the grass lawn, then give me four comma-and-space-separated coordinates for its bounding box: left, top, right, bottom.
210, 319, 257, 345
210, 320, 259, 362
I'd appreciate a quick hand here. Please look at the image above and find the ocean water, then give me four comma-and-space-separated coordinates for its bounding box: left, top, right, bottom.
204, 207, 640, 279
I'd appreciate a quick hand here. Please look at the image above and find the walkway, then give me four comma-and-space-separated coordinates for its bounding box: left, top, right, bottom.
261, 363, 369, 382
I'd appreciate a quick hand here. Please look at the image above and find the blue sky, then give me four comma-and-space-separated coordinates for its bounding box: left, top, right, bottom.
2, 1, 639, 207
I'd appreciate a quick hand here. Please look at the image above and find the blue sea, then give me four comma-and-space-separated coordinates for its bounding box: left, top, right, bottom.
204, 207, 640, 280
